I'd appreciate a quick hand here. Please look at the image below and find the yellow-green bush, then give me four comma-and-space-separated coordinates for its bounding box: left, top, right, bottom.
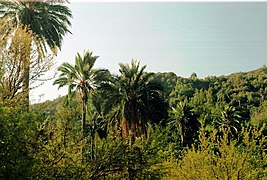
175, 125, 266, 180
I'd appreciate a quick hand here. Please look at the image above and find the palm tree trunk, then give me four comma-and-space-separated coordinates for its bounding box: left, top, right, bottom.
90, 118, 95, 160
121, 116, 129, 138
81, 95, 86, 161
129, 107, 138, 145
82, 96, 86, 137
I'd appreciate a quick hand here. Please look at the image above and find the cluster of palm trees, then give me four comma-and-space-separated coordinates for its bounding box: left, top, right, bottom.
53, 51, 168, 159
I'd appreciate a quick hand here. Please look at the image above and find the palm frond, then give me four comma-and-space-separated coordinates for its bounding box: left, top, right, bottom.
0, 1, 72, 53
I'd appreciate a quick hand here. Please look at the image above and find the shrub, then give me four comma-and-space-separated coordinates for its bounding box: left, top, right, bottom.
175, 125, 266, 179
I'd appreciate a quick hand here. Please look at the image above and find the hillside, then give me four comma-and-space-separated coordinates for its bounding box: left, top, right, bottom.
34, 65, 267, 116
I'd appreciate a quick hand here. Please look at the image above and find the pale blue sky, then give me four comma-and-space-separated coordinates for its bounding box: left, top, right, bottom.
31, 2, 267, 103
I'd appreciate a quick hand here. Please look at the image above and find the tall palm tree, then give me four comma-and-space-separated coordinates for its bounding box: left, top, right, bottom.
0, 1, 72, 107
99, 60, 168, 144
54, 51, 109, 136
53, 51, 109, 159
169, 102, 199, 147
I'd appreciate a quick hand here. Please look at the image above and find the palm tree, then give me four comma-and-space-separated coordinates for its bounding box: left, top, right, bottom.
53, 50, 109, 159
99, 60, 168, 144
169, 102, 199, 147
0, 1, 72, 107
215, 105, 241, 138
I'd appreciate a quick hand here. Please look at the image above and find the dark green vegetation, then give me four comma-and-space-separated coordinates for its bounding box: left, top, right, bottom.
0, 1, 266, 179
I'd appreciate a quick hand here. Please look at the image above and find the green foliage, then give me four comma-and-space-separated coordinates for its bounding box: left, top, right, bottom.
146, 124, 182, 162
0, 106, 41, 179
31, 96, 65, 118
251, 100, 267, 135
84, 136, 163, 180
152, 72, 177, 100
175, 125, 267, 180
31, 103, 164, 179
32, 106, 84, 179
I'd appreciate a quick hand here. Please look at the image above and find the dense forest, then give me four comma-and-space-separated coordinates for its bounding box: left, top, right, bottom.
0, 1, 266, 179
